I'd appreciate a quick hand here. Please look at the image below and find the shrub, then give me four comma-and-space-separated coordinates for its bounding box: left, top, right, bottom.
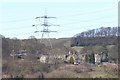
70, 55, 75, 64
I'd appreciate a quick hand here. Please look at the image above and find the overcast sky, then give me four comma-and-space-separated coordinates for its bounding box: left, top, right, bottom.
0, 0, 119, 39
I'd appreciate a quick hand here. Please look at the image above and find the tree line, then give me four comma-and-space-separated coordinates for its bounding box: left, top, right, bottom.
1, 37, 46, 58
71, 27, 119, 46
74, 27, 119, 38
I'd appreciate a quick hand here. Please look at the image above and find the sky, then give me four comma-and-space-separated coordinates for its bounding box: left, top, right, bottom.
0, 0, 119, 39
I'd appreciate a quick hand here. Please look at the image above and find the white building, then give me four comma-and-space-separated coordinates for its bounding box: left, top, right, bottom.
95, 54, 101, 64
39, 55, 48, 63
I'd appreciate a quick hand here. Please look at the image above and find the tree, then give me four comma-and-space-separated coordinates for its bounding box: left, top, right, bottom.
69, 55, 75, 64
0, 34, 5, 38
106, 27, 111, 37
101, 45, 109, 62
2, 38, 10, 58
12, 37, 18, 40
89, 52, 95, 64
84, 54, 89, 63
28, 35, 36, 39
118, 27, 120, 36
107, 45, 118, 63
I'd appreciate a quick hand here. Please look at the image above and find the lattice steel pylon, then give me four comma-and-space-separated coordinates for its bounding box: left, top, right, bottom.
32, 12, 59, 49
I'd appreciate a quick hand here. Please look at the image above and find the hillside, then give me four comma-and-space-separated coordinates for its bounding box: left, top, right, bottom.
1, 31, 118, 78
71, 27, 119, 46
40, 38, 71, 48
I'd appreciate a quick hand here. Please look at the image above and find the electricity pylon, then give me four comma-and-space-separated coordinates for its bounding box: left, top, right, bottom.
32, 13, 59, 49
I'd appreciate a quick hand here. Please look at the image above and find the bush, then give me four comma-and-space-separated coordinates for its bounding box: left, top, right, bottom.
70, 55, 75, 64
84, 54, 89, 63
89, 52, 95, 64
2, 63, 9, 73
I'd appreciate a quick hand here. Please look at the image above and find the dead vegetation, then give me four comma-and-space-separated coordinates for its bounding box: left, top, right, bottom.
45, 63, 118, 78
2, 37, 118, 78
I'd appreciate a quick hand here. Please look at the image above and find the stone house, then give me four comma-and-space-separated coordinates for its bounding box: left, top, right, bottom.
95, 53, 102, 64
38, 54, 49, 63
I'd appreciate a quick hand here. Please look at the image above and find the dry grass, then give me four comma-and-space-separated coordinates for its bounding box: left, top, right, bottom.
46, 70, 77, 78
72, 46, 84, 53
45, 63, 118, 78
2, 59, 118, 78
2, 53, 118, 78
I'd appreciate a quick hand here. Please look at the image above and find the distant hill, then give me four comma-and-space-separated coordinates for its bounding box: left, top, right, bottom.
71, 27, 119, 46
73, 27, 119, 38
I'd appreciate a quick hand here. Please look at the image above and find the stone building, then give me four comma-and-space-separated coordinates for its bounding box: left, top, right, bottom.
38, 55, 49, 63
95, 53, 101, 64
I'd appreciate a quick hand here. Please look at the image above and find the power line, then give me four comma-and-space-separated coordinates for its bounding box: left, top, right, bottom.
59, 21, 117, 32
3, 32, 33, 37
33, 10, 59, 48
1, 7, 117, 39
2, 15, 116, 32
0, 6, 117, 23
58, 6, 117, 18
60, 14, 117, 26
2, 20, 116, 38
2, 25, 34, 31
0, 18, 35, 23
